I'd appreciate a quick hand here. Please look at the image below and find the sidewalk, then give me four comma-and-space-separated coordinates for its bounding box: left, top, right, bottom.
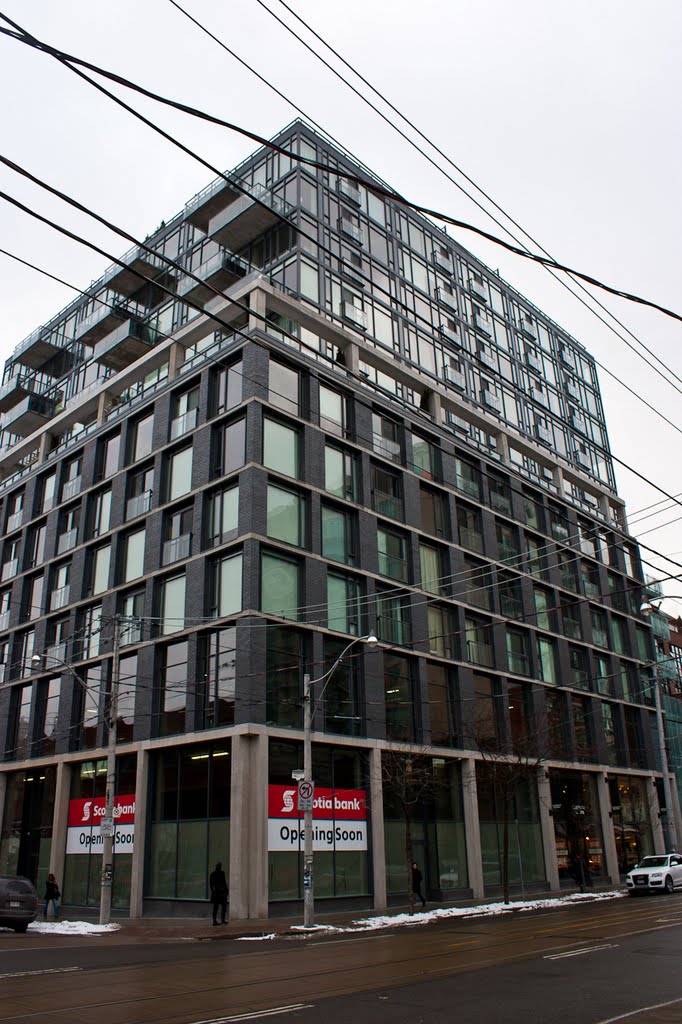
35, 885, 620, 945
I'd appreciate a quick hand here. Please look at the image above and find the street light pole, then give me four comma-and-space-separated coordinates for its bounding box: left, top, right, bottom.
99, 614, 120, 926
302, 632, 377, 929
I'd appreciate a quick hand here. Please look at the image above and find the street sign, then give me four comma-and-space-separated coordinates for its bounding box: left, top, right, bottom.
100, 817, 114, 837
298, 781, 314, 811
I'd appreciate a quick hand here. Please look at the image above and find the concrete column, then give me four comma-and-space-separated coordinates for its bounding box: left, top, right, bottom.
670, 775, 682, 850
422, 390, 443, 427
553, 466, 565, 496
537, 768, 560, 891
461, 758, 484, 899
229, 731, 268, 921
97, 392, 116, 425
38, 432, 53, 463
496, 431, 510, 465
342, 341, 360, 376
129, 748, 149, 919
0, 772, 7, 837
369, 746, 387, 910
248, 288, 268, 333
648, 777, 665, 853
167, 341, 186, 382
596, 773, 619, 885
48, 762, 71, 889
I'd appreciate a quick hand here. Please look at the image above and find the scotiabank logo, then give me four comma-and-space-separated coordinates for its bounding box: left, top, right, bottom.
268, 785, 366, 821
68, 795, 136, 827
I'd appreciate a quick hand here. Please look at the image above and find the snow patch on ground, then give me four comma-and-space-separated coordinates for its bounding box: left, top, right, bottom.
27, 920, 120, 935
239, 890, 626, 941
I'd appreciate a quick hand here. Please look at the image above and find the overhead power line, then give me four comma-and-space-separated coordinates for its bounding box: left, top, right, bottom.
1, 18, 682, 331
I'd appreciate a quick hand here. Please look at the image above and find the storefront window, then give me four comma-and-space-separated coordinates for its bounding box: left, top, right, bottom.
476, 762, 545, 890
549, 769, 606, 885
63, 756, 136, 908
0, 768, 56, 891
149, 744, 230, 901
609, 776, 654, 874
268, 740, 369, 901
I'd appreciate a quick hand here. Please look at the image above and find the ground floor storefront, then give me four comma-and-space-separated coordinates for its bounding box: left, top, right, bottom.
0, 731, 678, 919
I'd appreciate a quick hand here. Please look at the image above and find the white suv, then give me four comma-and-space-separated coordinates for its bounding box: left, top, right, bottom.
626, 854, 682, 896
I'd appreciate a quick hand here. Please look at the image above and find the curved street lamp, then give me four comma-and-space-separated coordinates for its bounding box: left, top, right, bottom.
302, 631, 377, 928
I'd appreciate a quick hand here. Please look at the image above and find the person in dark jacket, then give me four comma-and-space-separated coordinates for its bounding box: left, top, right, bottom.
44, 873, 60, 919
411, 861, 426, 907
209, 862, 228, 925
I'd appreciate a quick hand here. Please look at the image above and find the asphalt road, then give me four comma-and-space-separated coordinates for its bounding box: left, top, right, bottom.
1, 897, 682, 1023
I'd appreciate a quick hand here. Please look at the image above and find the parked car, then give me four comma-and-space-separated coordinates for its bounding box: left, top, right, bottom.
626, 854, 682, 896
0, 875, 38, 932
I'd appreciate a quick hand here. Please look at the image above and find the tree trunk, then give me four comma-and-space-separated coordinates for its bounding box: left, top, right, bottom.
405, 817, 414, 915
502, 791, 510, 905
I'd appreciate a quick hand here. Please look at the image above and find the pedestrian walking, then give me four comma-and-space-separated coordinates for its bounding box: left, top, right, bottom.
411, 861, 426, 907
209, 862, 227, 925
44, 873, 60, 919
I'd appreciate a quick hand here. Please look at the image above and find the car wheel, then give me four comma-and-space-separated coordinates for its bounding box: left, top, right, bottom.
665, 876, 675, 894
12, 922, 28, 933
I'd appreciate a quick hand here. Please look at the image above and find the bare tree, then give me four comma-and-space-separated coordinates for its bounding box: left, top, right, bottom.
380, 746, 440, 914
466, 696, 553, 905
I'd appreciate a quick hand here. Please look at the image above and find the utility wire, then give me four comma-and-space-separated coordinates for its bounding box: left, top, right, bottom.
0, 17, 681, 329
2, 15, 682, 466
253, 0, 682, 391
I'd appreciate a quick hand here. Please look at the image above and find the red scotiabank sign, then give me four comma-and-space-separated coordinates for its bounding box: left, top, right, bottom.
68, 795, 136, 827
268, 784, 366, 821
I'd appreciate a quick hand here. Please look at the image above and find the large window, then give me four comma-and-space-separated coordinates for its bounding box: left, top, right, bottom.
372, 412, 401, 462
127, 465, 154, 519
420, 487, 447, 538
266, 627, 303, 728
99, 432, 120, 480
216, 418, 246, 477
211, 553, 243, 618
200, 628, 236, 728
376, 590, 411, 645
321, 505, 355, 564
261, 552, 299, 620
206, 485, 239, 547
419, 543, 443, 595
90, 489, 112, 539
325, 445, 356, 500
377, 527, 408, 581
464, 617, 494, 667
130, 411, 154, 462
322, 638, 362, 737
166, 446, 193, 501
371, 464, 403, 519
537, 636, 558, 684
427, 604, 453, 658
327, 573, 361, 634
163, 507, 193, 565
212, 360, 242, 416
159, 641, 189, 736
319, 385, 347, 436
149, 745, 230, 900
159, 574, 186, 635
170, 386, 199, 440
269, 360, 300, 416
384, 653, 414, 741
90, 544, 111, 596
267, 485, 304, 546
457, 504, 483, 554
506, 628, 531, 676
122, 528, 146, 583
263, 418, 299, 478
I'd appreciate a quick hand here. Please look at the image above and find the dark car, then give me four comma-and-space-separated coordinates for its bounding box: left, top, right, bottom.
0, 875, 38, 932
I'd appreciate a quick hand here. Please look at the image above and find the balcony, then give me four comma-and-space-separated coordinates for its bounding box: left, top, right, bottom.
455, 474, 480, 499
62, 476, 82, 501
372, 490, 403, 519
342, 300, 368, 330
443, 364, 465, 390
469, 277, 488, 303
45, 642, 67, 667
436, 286, 458, 313
473, 311, 492, 337
490, 491, 512, 515
57, 528, 78, 554
497, 542, 518, 565
177, 250, 247, 305
482, 389, 501, 413
162, 533, 192, 565
0, 373, 34, 413
582, 579, 600, 599
209, 184, 292, 251
592, 628, 609, 648
500, 594, 523, 619
50, 585, 71, 612
127, 490, 152, 519
433, 250, 453, 275
13, 327, 64, 371
507, 652, 530, 676
106, 251, 168, 297
186, 175, 242, 233
170, 408, 198, 440
458, 527, 484, 554
519, 318, 537, 339
338, 217, 363, 246
378, 553, 407, 582
1, 558, 18, 583
94, 318, 156, 372
338, 178, 361, 205
6, 510, 23, 532
466, 640, 494, 667
560, 569, 578, 592
121, 619, 143, 647
74, 300, 143, 346
526, 350, 543, 374
3, 393, 58, 436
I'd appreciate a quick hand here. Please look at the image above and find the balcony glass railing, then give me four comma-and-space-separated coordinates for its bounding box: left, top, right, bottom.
372, 490, 403, 520
6, 511, 23, 532
170, 408, 198, 440
466, 641, 494, 667
50, 586, 70, 612
62, 476, 82, 501
1, 558, 18, 582
57, 529, 78, 555
162, 534, 192, 565
127, 490, 152, 519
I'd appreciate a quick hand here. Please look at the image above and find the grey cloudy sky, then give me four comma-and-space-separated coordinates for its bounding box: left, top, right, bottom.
0, 0, 680, 605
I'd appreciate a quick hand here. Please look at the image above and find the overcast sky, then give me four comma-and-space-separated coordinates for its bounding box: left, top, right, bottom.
0, 0, 680, 608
